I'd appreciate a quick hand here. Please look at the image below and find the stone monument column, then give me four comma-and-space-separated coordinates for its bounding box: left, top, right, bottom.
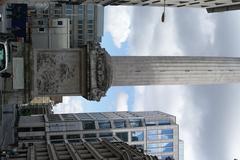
112, 56, 240, 86
32, 43, 240, 101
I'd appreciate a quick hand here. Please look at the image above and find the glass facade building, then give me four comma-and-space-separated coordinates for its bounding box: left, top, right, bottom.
17, 111, 179, 160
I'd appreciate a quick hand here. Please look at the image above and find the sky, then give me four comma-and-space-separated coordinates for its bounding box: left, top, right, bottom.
54, 6, 240, 160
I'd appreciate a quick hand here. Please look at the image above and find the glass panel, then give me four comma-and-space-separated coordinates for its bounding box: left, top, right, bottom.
67, 134, 80, 139
83, 133, 96, 138
116, 132, 128, 142
158, 119, 171, 125
147, 143, 158, 148
145, 120, 156, 126
114, 120, 126, 128
50, 135, 63, 140
147, 134, 158, 141
85, 138, 98, 142
82, 121, 95, 130
66, 9, 72, 15
147, 142, 173, 148
90, 113, 106, 119
68, 139, 81, 143
129, 119, 142, 127
77, 113, 92, 120
99, 132, 113, 137
148, 129, 173, 140
148, 130, 157, 135
163, 147, 173, 152
131, 131, 144, 141
160, 129, 173, 135
160, 134, 173, 140
98, 121, 111, 129
162, 142, 173, 147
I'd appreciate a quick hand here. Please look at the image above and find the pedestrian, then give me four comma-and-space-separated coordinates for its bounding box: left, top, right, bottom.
0, 72, 12, 78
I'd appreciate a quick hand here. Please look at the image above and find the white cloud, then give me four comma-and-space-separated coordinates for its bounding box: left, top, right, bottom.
105, 6, 133, 48
54, 96, 84, 113
116, 92, 129, 111
126, 6, 240, 160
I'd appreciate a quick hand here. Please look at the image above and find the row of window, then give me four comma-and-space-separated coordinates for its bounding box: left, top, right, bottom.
51, 129, 173, 142
82, 119, 173, 130
49, 131, 144, 142
81, 119, 144, 130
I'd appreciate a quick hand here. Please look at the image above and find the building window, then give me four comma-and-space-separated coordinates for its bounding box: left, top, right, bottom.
38, 20, 43, 25
77, 113, 92, 120
67, 134, 80, 139
88, 25, 93, 29
82, 121, 95, 130
116, 132, 128, 142
158, 119, 171, 125
129, 119, 142, 127
57, 21, 63, 25
98, 121, 111, 129
99, 132, 113, 137
68, 139, 81, 143
66, 9, 72, 15
147, 129, 173, 141
50, 135, 63, 140
85, 138, 98, 142
131, 131, 144, 141
32, 127, 45, 131
90, 113, 106, 119
160, 129, 173, 135
83, 133, 96, 138
114, 120, 126, 128
17, 128, 30, 132
163, 147, 173, 152
88, 20, 93, 24
145, 120, 157, 126
39, 28, 44, 32
78, 20, 83, 24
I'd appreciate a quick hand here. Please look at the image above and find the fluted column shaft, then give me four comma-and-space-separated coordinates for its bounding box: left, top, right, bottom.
111, 56, 240, 86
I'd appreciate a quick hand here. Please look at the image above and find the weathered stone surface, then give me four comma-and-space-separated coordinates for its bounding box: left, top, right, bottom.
33, 49, 81, 96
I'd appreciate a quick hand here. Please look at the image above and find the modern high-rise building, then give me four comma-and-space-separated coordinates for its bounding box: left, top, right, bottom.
86, 0, 240, 13
31, 43, 240, 101
17, 111, 179, 160
30, 3, 104, 48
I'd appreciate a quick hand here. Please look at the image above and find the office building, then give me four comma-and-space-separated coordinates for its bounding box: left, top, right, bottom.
17, 111, 179, 160
32, 43, 240, 101
87, 0, 240, 13
31, 3, 104, 48
32, 18, 71, 49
